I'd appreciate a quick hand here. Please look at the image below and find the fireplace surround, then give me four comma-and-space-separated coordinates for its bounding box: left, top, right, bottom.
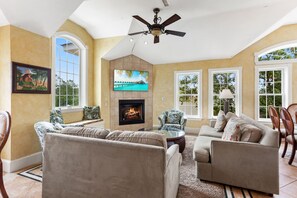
119, 99, 145, 125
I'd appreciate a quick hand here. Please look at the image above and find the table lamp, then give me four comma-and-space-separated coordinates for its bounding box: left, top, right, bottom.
219, 89, 234, 114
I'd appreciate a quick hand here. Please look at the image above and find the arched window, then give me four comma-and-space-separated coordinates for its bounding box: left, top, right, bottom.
52, 33, 87, 110
255, 40, 297, 64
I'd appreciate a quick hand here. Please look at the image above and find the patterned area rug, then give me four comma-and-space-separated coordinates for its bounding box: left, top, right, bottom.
18, 136, 255, 197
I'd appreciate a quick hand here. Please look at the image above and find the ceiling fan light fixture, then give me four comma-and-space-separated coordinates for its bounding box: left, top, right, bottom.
151, 29, 162, 36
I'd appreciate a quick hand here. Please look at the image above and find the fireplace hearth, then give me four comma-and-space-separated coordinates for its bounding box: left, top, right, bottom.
119, 100, 145, 125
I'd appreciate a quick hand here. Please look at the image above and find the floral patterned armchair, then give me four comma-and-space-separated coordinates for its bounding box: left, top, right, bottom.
34, 121, 61, 150
158, 109, 187, 130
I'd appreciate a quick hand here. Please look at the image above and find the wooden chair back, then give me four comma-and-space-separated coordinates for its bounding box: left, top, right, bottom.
268, 105, 280, 131
280, 107, 295, 137
0, 111, 11, 152
287, 103, 297, 123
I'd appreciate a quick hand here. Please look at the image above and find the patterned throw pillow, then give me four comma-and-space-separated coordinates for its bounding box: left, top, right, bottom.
83, 106, 101, 120
214, 110, 227, 132
222, 117, 241, 141
50, 109, 64, 124
166, 112, 181, 124
225, 112, 238, 121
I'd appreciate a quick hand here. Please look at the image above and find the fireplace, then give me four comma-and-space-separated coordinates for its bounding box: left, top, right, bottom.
119, 99, 145, 125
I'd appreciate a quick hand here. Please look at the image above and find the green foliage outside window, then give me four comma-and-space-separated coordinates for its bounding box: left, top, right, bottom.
213, 72, 236, 116
258, 70, 282, 118
258, 47, 297, 61
55, 75, 79, 107
178, 74, 199, 116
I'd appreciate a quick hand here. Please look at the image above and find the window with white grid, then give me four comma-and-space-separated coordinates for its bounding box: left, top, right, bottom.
55, 37, 81, 108
174, 70, 202, 118
255, 65, 291, 121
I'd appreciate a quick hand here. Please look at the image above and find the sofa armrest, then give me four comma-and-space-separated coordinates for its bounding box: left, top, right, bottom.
211, 140, 279, 194
166, 144, 180, 167
209, 119, 216, 127
165, 144, 181, 198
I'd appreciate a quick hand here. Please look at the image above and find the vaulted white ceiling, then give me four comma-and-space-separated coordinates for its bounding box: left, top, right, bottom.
0, 0, 84, 37
1, 0, 297, 64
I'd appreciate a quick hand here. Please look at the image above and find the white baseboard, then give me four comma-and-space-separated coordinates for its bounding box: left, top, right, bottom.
2, 152, 42, 173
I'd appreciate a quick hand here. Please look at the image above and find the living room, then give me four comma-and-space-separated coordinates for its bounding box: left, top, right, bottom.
0, 0, 297, 197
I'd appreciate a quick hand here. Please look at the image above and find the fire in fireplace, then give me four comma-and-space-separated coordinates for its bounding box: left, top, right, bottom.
119, 100, 145, 125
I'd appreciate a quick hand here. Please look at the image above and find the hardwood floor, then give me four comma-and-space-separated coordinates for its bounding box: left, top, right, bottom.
2, 142, 297, 198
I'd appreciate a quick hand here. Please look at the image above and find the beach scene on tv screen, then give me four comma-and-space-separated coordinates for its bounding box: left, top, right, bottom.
114, 69, 149, 91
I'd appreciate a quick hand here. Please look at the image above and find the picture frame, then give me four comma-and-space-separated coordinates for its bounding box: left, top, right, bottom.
12, 62, 51, 94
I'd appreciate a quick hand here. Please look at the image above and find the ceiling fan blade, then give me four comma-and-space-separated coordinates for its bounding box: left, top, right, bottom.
161, 14, 181, 27
128, 31, 149, 36
162, 0, 169, 7
165, 30, 186, 37
133, 15, 151, 27
154, 36, 159, 44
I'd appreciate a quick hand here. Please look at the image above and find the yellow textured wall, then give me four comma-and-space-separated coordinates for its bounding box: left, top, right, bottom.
0, 26, 12, 160
10, 26, 51, 160
94, 37, 123, 128
7, 20, 95, 160
153, 24, 297, 128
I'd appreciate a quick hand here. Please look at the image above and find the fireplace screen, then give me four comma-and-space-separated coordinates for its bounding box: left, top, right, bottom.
119, 100, 145, 125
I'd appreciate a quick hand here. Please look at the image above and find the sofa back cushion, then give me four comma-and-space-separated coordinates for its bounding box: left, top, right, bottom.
214, 110, 227, 132
239, 123, 262, 143
61, 127, 110, 139
222, 117, 241, 141
239, 114, 279, 147
106, 131, 167, 149
225, 112, 238, 121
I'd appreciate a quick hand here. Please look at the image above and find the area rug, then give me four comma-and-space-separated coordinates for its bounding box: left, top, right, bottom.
18, 136, 254, 197
18, 164, 42, 182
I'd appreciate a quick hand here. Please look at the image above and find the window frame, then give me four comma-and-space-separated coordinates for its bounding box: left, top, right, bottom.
255, 64, 292, 122
208, 67, 242, 118
52, 32, 88, 112
174, 70, 202, 119
254, 40, 297, 65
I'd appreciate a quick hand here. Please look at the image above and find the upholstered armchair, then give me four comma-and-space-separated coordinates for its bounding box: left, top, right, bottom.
158, 109, 187, 130
34, 121, 62, 150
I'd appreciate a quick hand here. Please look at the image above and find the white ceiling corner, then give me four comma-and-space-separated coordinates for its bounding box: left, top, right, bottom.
0, 0, 85, 37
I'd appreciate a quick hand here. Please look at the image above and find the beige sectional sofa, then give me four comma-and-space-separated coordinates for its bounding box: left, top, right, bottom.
193, 114, 279, 194
42, 129, 181, 198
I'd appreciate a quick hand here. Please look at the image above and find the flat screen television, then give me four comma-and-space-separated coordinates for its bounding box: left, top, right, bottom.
114, 69, 149, 91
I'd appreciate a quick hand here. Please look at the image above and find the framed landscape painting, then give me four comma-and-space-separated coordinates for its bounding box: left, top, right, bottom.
114, 69, 149, 91
12, 62, 51, 94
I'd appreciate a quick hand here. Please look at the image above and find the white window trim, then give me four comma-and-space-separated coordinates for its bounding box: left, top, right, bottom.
254, 40, 297, 65
254, 64, 292, 122
52, 32, 88, 112
208, 67, 242, 119
174, 70, 202, 119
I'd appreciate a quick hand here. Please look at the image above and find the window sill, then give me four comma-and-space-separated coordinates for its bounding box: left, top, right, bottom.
187, 117, 202, 121
58, 107, 83, 113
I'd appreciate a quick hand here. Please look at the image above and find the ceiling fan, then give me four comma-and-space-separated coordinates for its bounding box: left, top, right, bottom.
129, 8, 186, 44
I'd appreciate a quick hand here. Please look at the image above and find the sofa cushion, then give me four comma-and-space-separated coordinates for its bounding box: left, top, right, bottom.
239, 123, 262, 143
106, 131, 167, 149
222, 117, 241, 141
61, 127, 110, 139
166, 112, 181, 124
83, 106, 101, 120
214, 110, 227, 132
199, 125, 224, 138
193, 136, 220, 163
225, 112, 237, 121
